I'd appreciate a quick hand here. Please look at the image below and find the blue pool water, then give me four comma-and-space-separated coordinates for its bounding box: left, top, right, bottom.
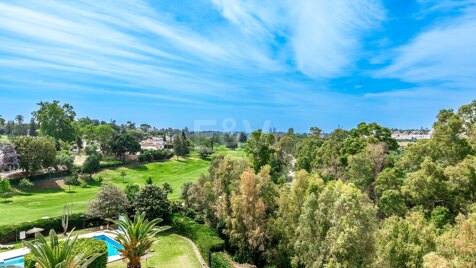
0, 255, 24, 267
0, 235, 122, 267
93, 235, 123, 257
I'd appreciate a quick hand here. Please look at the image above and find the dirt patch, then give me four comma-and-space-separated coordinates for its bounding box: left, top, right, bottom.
36, 177, 66, 189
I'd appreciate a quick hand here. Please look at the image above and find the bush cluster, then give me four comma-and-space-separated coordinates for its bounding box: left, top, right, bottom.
138, 149, 173, 162
24, 238, 107, 268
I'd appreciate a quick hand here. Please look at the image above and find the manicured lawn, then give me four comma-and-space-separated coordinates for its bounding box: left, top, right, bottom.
108, 233, 202, 268
0, 156, 210, 225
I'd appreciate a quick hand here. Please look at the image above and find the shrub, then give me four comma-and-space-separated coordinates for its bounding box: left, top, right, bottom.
0, 213, 84, 243
171, 214, 225, 263
24, 238, 107, 268
133, 184, 170, 220
138, 149, 173, 162
211, 252, 234, 268
18, 178, 34, 188
64, 175, 80, 192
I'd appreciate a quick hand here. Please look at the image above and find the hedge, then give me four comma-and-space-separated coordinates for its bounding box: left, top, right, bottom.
211, 252, 234, 268
0, 213, 86, 243
24, 237, 107, 268
138, 149, 173, 162
170, 214, 225, 264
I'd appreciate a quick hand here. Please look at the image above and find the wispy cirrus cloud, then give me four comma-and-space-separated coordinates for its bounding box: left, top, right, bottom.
376, 1, 476, 89
210, 0, 385, 78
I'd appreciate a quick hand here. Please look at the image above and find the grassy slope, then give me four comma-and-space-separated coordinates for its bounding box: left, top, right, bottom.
107, 233, 202, 268
0, 155, 209, 225
0, 149, 246, 226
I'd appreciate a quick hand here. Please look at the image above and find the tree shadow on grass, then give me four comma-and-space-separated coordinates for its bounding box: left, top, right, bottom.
1, 199, 13, 204
129, 165, 149, 171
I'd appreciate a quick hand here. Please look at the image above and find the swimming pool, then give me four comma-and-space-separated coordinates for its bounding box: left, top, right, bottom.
93, 235, 123, 257
0, 234, 122, 267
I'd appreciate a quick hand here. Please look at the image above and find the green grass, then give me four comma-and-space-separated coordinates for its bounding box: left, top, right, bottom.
107, 233, 202, 268
0, 155, 210, 225
214, 145, 246, 159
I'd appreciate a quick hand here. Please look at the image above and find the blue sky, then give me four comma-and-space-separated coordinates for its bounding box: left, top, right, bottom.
0, 0, 475, 132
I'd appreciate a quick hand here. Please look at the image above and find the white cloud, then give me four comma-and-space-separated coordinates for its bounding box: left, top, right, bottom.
210, 0, 385, 78
376, 3, 476, 88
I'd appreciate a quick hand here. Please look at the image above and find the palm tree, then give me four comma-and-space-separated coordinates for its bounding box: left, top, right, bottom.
109, 212, 169, 268
23, 229, 101, 268
15, 115, 24, 125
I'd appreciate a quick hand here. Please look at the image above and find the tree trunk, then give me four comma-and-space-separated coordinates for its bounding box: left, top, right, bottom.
127, 262, 141, 268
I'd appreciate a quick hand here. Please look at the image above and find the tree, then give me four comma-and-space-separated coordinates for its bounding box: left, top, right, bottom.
424, 206, 476, 268
226, 165, 278, 261
125, 184, 140, 204
23, 230, 101, 268
109, 132, 141, 161
15, 115, 24, 125
402, 157, 450, 210
18, 178, 34, 189
94, 124, 115, 152
86, 184, 130, 219
431, 109, 471, 166
0, 178, 12, 202
162, 182, 173, 194
243, 130, 275, 172
120, 171, 127, 180
55, 151, 74, 172
347, 142, 390, 200
29, 117, 37, 136
375, 211, 437, 268
109, 212, 168, 268
0, 144, 19, 171
197, 146, 213, 158
444, 155, 476, 212
32, 100, 77, 142
173, 132, 189, 159
293, 180, 376, 268
269, 170, 324, 266
12, 136, 56, 174
64, 175, 80, 192
82, 154, 101, 178
133, 184, 171, 220
296, 135, 322, 172
228, 169, 269, 261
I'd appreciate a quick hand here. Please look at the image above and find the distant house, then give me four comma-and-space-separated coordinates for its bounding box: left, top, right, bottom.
140, 135, 174, 150
391, 129, 432, 140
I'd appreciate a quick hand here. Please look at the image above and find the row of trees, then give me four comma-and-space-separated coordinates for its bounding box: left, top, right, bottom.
182, 100, 476, 267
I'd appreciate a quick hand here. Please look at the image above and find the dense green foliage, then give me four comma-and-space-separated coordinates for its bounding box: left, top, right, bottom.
211, 252, 234, 268
180, 100, 476, 267
32, 101, 77, 143
12, 136, 56, 173
133, 184, 171, 220
86, 184, 130, 219
171, 214, 225, 264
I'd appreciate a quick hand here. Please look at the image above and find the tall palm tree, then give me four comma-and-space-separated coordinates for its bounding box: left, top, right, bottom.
109, 212, 169, 268
15, 115, 24, 125
23, 229, 101, 268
